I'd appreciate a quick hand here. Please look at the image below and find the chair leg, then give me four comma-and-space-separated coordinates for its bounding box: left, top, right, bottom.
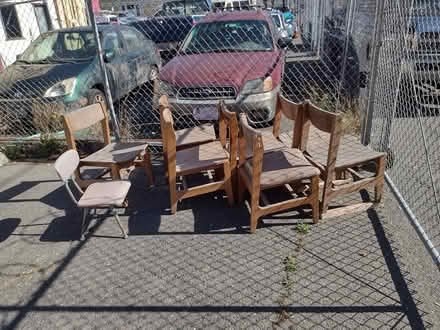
223, 161, 234, 205
237, 170, 246, 203
375, 156, 385, 203
143, 150, 154, 186
113, 209, 128, 239
250, 190, 261, 233
111, 164, 121, 180
311, 176, 320, 224
169, 172, 178, 214
80, 208, 88, 241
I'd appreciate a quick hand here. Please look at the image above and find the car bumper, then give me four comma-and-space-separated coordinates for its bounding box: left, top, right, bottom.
167, 86, 280, 125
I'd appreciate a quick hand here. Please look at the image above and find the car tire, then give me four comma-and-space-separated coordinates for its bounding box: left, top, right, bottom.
87, 88, 107, 111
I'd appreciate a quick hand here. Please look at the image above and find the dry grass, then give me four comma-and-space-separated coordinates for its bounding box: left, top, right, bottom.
308, 88, 362, 137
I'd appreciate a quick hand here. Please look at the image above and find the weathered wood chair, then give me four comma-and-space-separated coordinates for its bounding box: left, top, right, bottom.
160, 97, 235, 214
159, 95, 216, 150
294, 98, 386, 218
54, 149, 130, 240
63, 102, 153, 188
237, 113, 320, 233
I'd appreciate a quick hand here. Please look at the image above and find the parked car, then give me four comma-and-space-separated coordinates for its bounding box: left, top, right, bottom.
159, 10, 288, 125
270, 10, 290, 39
131, 15, 195, 64
400, 15, 440, 111
0, 25, 161, 133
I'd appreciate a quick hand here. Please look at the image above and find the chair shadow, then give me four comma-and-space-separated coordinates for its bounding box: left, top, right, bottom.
0, 218, 21, 243
0, 180, 72, 211
40, 208, 82, 242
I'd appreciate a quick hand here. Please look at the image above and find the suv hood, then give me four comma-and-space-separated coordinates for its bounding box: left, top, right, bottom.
0, 61, 92, 98
160, 51, 281, 90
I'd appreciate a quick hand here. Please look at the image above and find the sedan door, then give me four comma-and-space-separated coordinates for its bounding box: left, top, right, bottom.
120, 28, 141, 93
102, 30, 126, 100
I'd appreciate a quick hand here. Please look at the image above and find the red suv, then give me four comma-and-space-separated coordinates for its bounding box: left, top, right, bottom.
159, 10, 287, 125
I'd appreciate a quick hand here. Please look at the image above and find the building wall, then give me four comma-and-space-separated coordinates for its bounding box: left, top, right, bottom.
55, 0, 88, 28
0, 1, 59, 66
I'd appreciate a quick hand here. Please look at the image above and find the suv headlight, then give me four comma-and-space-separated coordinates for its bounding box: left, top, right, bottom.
241, 76, 273, 95
160, 80, 176, 97
44, 77, 76, 98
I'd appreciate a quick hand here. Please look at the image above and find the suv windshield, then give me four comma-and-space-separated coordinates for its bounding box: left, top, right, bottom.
19, 31, 97, 63
181, 20, 274, 54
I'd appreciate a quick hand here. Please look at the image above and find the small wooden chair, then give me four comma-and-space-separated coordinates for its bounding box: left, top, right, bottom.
63, 102, 154, 188
237, 113, 321, 233
160, 97, 235, 214
54, 149, 130, 240
159, 95, 216, 150
299, 100, 386, 218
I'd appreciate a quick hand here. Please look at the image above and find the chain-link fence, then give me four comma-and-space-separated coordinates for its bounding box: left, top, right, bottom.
0, 0, 370, 142
0, 0, 438, 266
364, 0, 440, 267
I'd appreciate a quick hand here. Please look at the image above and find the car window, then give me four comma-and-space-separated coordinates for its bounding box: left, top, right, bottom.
182, 20, 274, 53
103, 31, 123, 53
120, 29, 140, 52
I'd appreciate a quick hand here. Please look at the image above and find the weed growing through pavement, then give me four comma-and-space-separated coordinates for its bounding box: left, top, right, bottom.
273, 224, 309, 328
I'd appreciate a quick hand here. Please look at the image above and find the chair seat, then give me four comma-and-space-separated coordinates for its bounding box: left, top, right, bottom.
81, 142, 147, 166
78, 180, 131, 208
176, 141, 229, 174
244, 149, 320, 190
305, 127, 385, 169
176, 124, 216, 147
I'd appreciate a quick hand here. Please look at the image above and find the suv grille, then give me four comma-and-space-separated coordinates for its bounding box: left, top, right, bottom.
178, 86, 236, 99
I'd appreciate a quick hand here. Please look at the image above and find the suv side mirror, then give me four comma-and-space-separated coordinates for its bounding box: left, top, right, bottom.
103, 50, 115, 63
277, 37, 290, 49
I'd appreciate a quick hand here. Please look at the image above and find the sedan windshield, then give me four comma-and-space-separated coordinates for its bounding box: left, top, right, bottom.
19, 31, 97, 63
181, 20, 274, 54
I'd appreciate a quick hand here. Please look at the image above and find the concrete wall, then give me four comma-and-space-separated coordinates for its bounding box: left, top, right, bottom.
0, 1, 59, 66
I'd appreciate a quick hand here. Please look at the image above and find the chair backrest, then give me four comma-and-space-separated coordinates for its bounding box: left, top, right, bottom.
302, 100, 343, 174
238, 113, 264, 172
159, 95, 175, 157
160, 104, 177, 165
273, 94, 304, 148
54, 149, 83, 206
218, 101, 238, 169
62, 102, 111, 150
55, 149, 80, 182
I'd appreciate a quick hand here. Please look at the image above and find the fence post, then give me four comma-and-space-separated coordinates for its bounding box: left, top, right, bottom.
86, 0, 121, 140
336, 0, 356, 109
361, 0, 385, 145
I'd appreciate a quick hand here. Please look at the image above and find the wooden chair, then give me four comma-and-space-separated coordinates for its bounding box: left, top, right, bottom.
298, 99, 386, 218
160, 97, 235, 214
54, 149, 130, 240
63, 102, 154, 188
159, 95, 216, 150
237, 113, 321, 233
